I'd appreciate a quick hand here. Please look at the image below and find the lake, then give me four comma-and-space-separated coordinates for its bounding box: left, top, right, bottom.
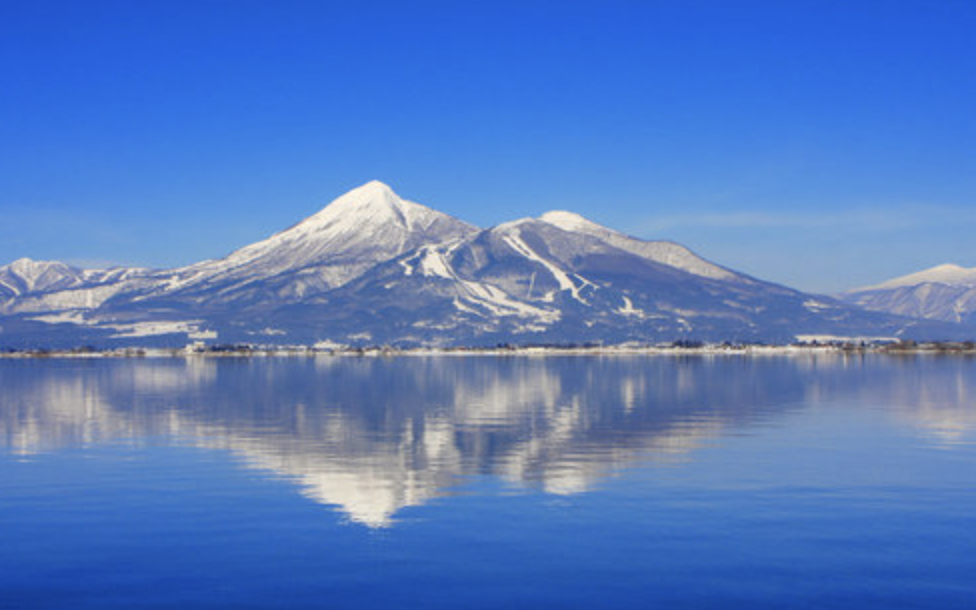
1, 354, 975, 608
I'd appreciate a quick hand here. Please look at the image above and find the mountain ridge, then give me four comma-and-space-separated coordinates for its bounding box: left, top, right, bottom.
841, 263, 976, 326
1, 181, 969, 348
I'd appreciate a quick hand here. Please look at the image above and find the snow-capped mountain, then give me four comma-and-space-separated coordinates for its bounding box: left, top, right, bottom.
1, 182, 473, 317
0, 181, 967, 348
841, 264, 976, 325
144, 180, 477, 304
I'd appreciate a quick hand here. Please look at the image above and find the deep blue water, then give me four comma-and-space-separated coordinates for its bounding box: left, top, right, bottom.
1, 354, 975, 609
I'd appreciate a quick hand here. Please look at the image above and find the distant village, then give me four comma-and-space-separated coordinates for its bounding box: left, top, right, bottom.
2, 338, 975, 359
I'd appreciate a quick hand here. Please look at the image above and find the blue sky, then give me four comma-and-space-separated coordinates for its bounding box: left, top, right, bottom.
1, 0, 974, 293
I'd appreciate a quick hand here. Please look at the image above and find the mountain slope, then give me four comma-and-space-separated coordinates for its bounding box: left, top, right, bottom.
841, 264, 976, 325
538, 211, 741, 282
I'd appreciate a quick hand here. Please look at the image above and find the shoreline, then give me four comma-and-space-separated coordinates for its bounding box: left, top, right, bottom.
2, 342, 975, 359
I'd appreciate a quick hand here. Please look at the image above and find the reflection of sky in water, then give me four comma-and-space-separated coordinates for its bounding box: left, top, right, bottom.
1, 354, 975, 527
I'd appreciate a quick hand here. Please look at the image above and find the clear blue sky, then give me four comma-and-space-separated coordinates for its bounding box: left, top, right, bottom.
1, 0, 974, 293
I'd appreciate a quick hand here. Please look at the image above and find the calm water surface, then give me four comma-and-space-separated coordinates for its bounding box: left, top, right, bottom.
1, 354, 975, 608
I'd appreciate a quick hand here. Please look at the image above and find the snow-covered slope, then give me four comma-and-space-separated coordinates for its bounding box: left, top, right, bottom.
841, 264, 976, 325
538, 211, 741, 282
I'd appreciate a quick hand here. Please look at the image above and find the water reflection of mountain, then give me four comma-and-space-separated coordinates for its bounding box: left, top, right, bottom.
1, 355, 974, 526
807, 354, 976, 447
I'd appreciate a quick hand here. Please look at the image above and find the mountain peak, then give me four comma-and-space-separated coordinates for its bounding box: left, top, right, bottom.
282, 180, 422, 238
188, 181, 477, 293
856, 263, 976, 291
539, 210, 603, 233
5, 257, 73, 274
0, 258, 83, 296
9, 257, 39, 269
318, 180, 401, 212
253, 179, 472, 250
343, 179, 397, 200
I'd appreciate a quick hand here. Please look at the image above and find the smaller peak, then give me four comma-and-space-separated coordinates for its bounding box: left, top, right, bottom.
540, 210, 587, 224
856, 262, 976, 292
907, 263, 975, 280
8, 257, 63, 270
539, 210, 607, 234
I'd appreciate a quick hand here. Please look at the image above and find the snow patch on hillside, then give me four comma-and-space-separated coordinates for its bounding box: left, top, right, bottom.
616, 296, 645, 318
502, 232, 591, 305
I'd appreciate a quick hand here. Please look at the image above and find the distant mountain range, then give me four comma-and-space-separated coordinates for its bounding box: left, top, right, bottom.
0, 181, 970, 348
840, 264, 976, 326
